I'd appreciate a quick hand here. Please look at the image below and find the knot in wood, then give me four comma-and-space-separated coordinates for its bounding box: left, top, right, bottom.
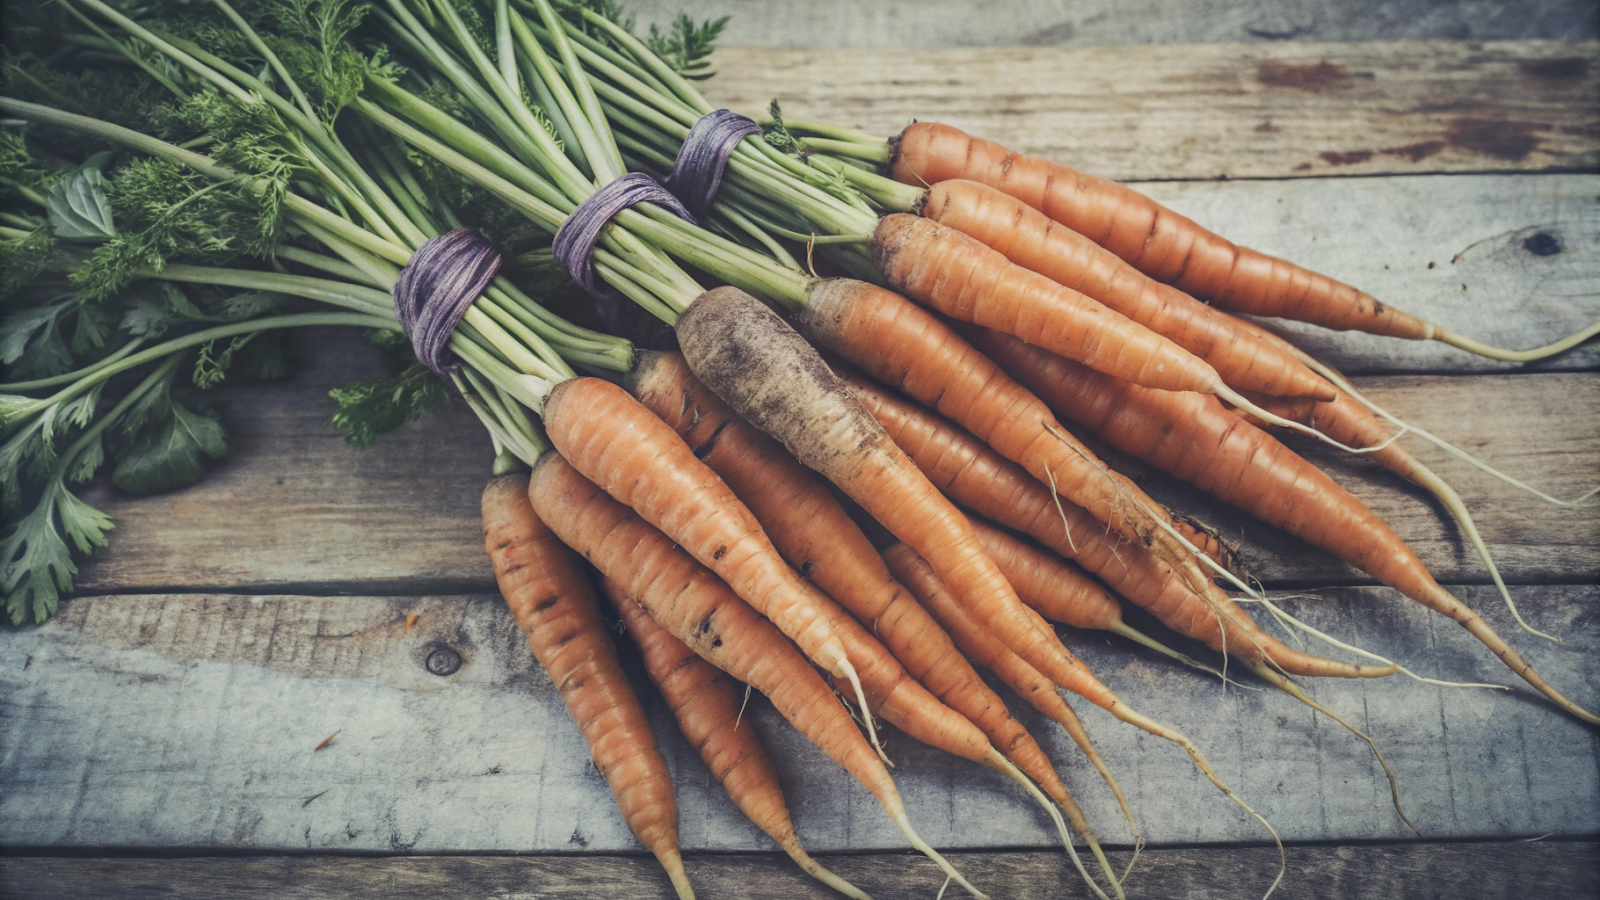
425, 646, 462, 677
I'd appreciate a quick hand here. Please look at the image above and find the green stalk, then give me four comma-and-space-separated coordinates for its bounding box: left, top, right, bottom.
149, 265, 395, 315
67, 0, 253, 104
526, 0, 625, 178
0, 339, 146, 392
273, 245, 385, 288
508, 9, 617, 182
7, 312, 395, 427
56, 4, 189, 98
207, 0, 317, 123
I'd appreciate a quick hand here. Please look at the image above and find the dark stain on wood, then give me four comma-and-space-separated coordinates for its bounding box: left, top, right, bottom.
1523, 232, 1562, 256
1518, 57, 1590, 80
1257, 60, 1353, 91
1386, 140, 1447, 162
1321, 149, 1375, 165
1446, 117, 1542, 161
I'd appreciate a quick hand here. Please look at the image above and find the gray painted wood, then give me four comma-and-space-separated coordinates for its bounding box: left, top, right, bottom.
3, 842, 1597, 900
1135, 174, 1600, 374
630, 1, 1598, 48
2, 585, 1595, 854
703, 41, 1600, 180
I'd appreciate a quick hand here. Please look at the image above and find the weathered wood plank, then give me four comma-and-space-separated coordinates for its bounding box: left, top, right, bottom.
4, 842, 1597, 900
72, 323, 1599, 596
3, 586, 1595, 853
1137, 174, 1600, 373
704, 41, 1600, 181
637, 0, 1598, 49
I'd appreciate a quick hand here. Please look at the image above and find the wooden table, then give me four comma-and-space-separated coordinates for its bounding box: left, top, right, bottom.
3, 38, 1598, 899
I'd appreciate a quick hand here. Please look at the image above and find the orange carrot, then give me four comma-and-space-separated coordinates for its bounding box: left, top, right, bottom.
597, 576, 868, 900
847, 371, 1390, 681
481, 474, 691, 899
674, 288, 1107, 729
629, 350, 1133, 884
540, 375, 878, 751
794, 278, 1190, 568
882, 541, 1285, 879
871, 212, 1233, 396
892, 121, 1599, 361
916, 179, 1334, 400
526, 451, 985, 897
977, 327, 1598, 723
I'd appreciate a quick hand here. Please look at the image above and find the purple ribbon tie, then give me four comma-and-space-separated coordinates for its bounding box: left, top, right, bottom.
393, 228, 502, 374
553, 172, 696, 297
664, 110, 761, 220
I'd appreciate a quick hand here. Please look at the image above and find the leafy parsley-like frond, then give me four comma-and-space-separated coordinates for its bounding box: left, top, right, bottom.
645, 14, 727, 80
327, 361, 451, 447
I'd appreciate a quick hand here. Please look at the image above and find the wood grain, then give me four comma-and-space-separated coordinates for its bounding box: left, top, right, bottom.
704, 41, 1600, 181
3, 586, 1595, 853
4, 842, 1597, 900
630, 0, 1599, 49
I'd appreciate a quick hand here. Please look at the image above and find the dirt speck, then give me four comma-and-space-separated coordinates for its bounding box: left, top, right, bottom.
1254, 119, 1279, 133
1445, 117, 1541, 161
1258, 60, 1352, 91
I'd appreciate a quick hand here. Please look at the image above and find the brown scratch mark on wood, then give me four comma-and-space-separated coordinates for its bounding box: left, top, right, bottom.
314, 731, 341, 752
1518, 57, 1589, 81
1446, 118, 1542, 161
405, 612, 418, 634
1257, 60, 1356, 91
1321, 150, 1375, 166
302, 790, 329, 808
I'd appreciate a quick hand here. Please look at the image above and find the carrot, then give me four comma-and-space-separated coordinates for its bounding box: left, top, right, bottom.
915, 179, 1334, 400
791, 277, 1197, 572
845, 370, 1391, 681
892, 121, 1599, 361
673, 287, 1112, 731
970, 517, 1220, 675
1230, 317, 1565, 642
540, 375, 880, 755
883, 541, 1286, 893
976, 326, 1600, 723
525, 452, 986, 898
628, 350, 1129, 895
481, 474, 692, 900
597, 576, 869, 900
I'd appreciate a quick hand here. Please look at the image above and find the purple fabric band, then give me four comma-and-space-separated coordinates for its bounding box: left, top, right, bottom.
393, 228, 502, 374
552, 172, 696, 297
664, 109, 761, 220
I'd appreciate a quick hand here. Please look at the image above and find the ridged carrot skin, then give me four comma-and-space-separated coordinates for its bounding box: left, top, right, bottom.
528, 452, 991, 896
596, 576, 867, 900
978, 328, 1596, 721
674, 287, 1093, 722
541, 377, 858, 692
628, 350, 1087, 817
918, 179, 1335, 400
872, 213, 1234, 395
892, 121, 1433, 340
848, 373, 1388, 680
796, 278, 1177, 560
968, 518, 1120, 633
481, 474, 691, 900
524, 452, 904, 817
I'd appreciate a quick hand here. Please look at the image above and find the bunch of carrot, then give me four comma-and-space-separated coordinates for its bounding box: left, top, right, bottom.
4, 0, 1597, 897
